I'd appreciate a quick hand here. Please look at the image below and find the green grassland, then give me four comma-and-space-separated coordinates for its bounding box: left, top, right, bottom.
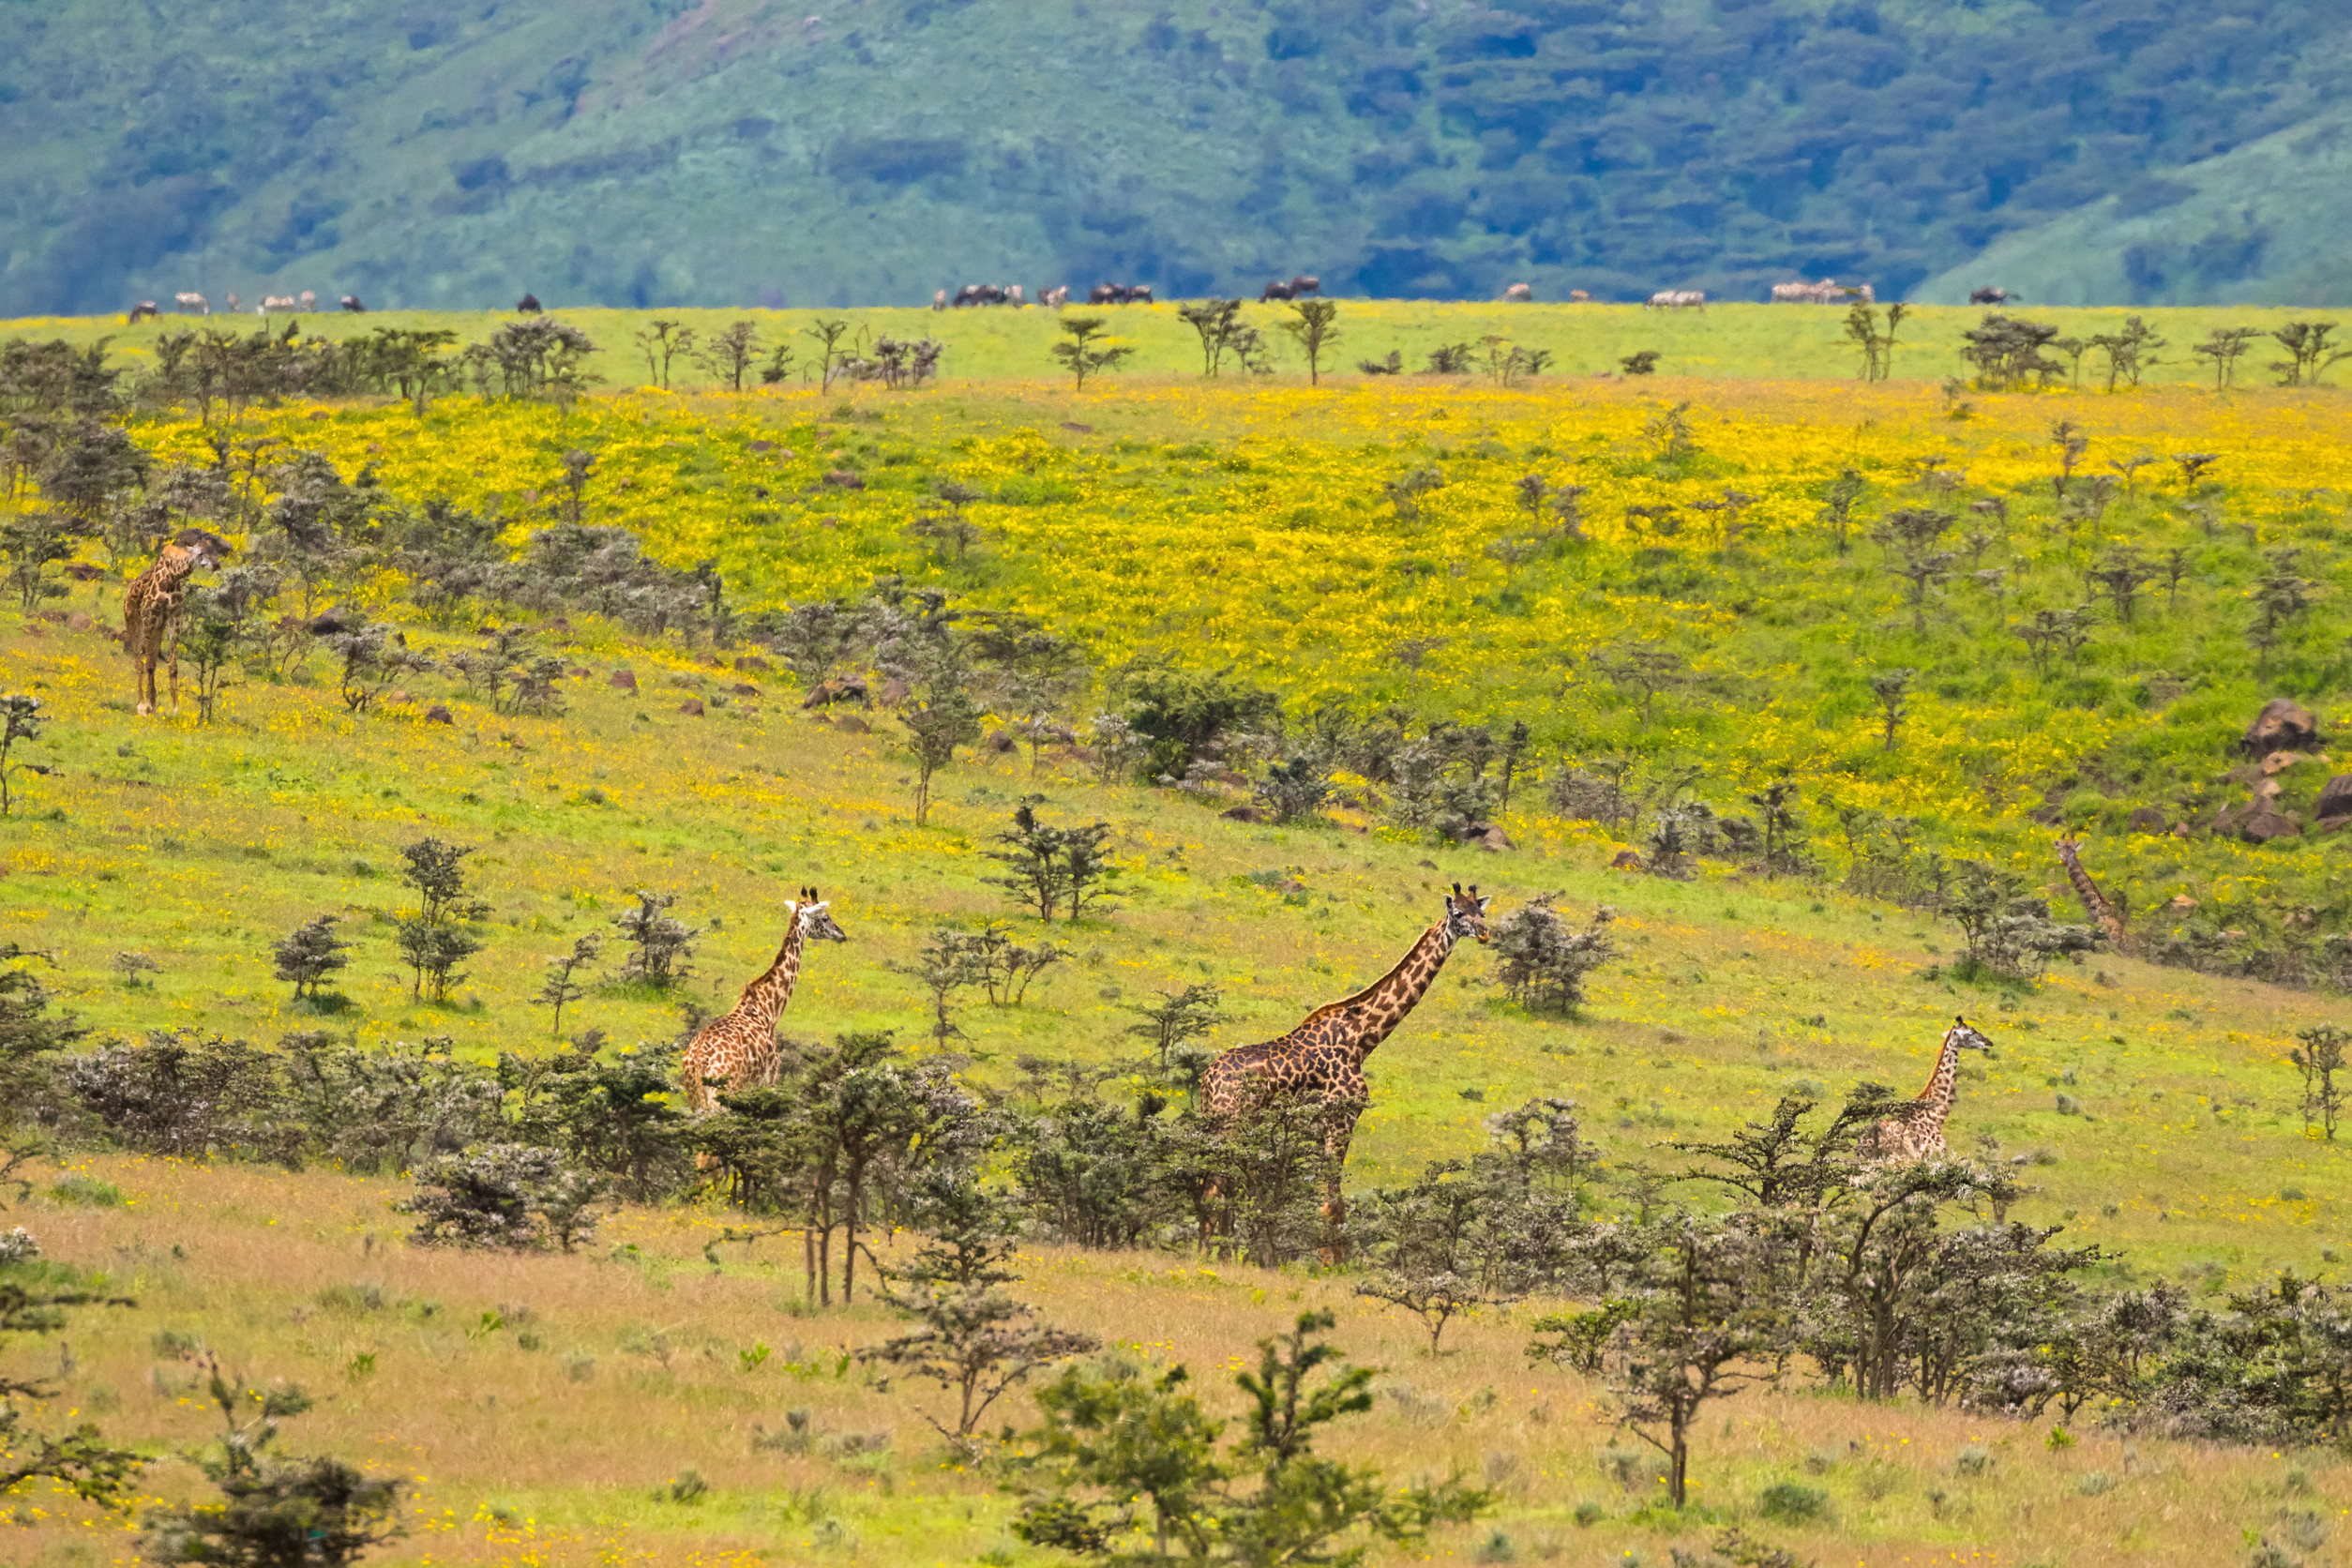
3, 304, 2351, 1565
0, 592, 2338, 1279
19, 299, 2352, 386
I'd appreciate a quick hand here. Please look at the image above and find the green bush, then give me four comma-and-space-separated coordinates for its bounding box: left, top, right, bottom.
50, 1175, 124, 1207
1757, 1481, 1832, 1523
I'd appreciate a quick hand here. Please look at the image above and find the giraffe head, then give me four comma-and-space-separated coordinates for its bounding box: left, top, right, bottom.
1443, 882, 1493, 944
2055, 832, 2081, 857
168, 528, 232, 569
793, 886, 848, 942
1946, 1015, 1995, 1057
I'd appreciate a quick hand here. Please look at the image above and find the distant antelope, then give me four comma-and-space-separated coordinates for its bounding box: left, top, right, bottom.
1646, 290, 1705, 310
128, 300, 160, 323
298, 290, 317, 309
260, 294, 298, 314
1502, 282, 1532, 302
174, 292, 209, 315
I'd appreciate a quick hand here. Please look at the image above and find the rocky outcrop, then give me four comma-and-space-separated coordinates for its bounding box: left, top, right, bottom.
2242, 698, 2319, 758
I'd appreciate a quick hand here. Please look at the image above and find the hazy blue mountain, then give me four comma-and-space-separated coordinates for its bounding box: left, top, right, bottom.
4, 0, 2345, 312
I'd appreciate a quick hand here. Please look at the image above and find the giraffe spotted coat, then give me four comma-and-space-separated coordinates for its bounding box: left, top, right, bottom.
1862, 1016, 1995, 1162
680, 890, 847, 1113
124, 529, 230, 716
1201, 884, 1492, 1255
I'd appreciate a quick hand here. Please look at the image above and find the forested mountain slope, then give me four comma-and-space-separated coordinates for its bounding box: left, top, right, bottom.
4, 0, 2347, 312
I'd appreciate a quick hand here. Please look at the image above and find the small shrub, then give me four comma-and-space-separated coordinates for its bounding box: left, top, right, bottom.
0, 1226, 38, 1262
1489, 897, 1619, 1015
314, 1283, 384, 1314
1597, 1447, 1643, 1488
51, 1175, 124, 1207
1954, 1445, 1993, 1476
1802, 1448, 1838, 1475
1476, 1530, 1516, 1563
1757, 1481, 1831, 1523
2074, 1470, 2116, 1497
563, 1353, 595, 1382
398, 1144, 611, 1251
2056, 1093, 2084, 1116
1573, 1501, 1606, 1528
661, 1470, 709, 1503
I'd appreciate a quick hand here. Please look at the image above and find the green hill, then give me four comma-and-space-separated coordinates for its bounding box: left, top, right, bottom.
7, 0, 2351, 313
1922, 105, 2352, 308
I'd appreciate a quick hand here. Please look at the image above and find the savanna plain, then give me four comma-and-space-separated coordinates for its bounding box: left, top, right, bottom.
0, 302, 2346, 1568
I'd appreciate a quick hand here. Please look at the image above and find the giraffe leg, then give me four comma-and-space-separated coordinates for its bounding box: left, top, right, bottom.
1318, 1114, 1357, 1267
166, 632, 182, 715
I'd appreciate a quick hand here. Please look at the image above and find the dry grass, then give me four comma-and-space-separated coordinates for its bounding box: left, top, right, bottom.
4, 1153, 2344, 1567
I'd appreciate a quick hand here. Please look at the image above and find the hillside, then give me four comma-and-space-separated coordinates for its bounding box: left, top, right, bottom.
6, 0, 2351, 312
1919, 105, 2352, 308
1, 339, 2348, 1565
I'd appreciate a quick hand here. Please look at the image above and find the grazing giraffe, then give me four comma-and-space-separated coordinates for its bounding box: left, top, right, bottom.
680, 888, 848, 1114
2055, 833, 2133, 955
123, 528, 230, 716
1201, 882, 1493, 1260
1861, 1016, 1995, 1163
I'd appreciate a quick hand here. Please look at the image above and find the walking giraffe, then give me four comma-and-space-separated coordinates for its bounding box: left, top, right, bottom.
2055, 833, 2133, 955
123, 528, 230, 716
1201, 882, 1492, 1260
1861, 1016, 1995, 1162
680, 888, 847, 1114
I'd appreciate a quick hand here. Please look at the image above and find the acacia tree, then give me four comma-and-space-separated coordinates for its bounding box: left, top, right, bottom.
394, 838, 488, 1002
1606, 1221, 1775, 1508
1279, 299, 1341, 385
1051, 317, 1134, 392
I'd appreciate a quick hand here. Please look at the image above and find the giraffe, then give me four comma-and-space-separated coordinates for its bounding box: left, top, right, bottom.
1201, 882, 1492, 1260
679, 888, 848, 1114
2055, 833, 2133, 955
1861, 1016, 1995, 1163
123, 528, 231, 716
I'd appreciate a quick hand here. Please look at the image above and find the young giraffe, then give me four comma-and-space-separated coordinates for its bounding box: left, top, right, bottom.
1201, 883, 1493, 1260
1861, 1016, 1995, 1163
2055, 833, 2133, 955
123, 528, 231, 716
679, 888, 848, 1114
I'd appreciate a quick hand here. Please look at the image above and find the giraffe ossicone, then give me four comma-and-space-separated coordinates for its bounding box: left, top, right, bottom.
680, 886, 848, 1116
1200, 882, 1494, 1261
1862, 1015, 1995, 1163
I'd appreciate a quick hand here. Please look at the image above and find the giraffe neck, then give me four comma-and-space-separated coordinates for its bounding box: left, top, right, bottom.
2058, 844, 2115, 919
1914, 1031, 1964, 1128
736, 915, 807, 1026
150, 547, 200, 591
1344, 922, 1456, 1063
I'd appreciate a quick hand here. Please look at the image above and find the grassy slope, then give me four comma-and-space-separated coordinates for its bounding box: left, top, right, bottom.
4, 1153, 2341, 1568
0, 595, 2336, 1276
17, 300, 2352, 386
1, 326, 2347, 1562
1922, 106, 2352, 309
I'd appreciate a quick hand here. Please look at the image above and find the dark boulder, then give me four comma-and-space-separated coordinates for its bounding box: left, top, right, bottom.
2242, 698, 2319, 758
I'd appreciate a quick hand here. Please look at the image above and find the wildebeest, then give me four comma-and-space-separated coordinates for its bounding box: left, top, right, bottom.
516, 293, 543, 313
1038, 285, 1069, 308
260, 294, 298, 314
173, 292, 209, 315
1259, 274, 1320, 302
1006, 284, 1025, 305
953, 283, 1011, 307
340, 295, 367, 312
1089, 283, 1153, 305
1970, 286, 2020, 305
224, 293, 242, 311
298, 290, 317, 310
1502, 282, 1532, 302
932, 289, 948, 310
1772, 279, 1876, 304
128, 301, 160, 323
1568, 289, 1591, 303
1646, 290, 1706, 310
